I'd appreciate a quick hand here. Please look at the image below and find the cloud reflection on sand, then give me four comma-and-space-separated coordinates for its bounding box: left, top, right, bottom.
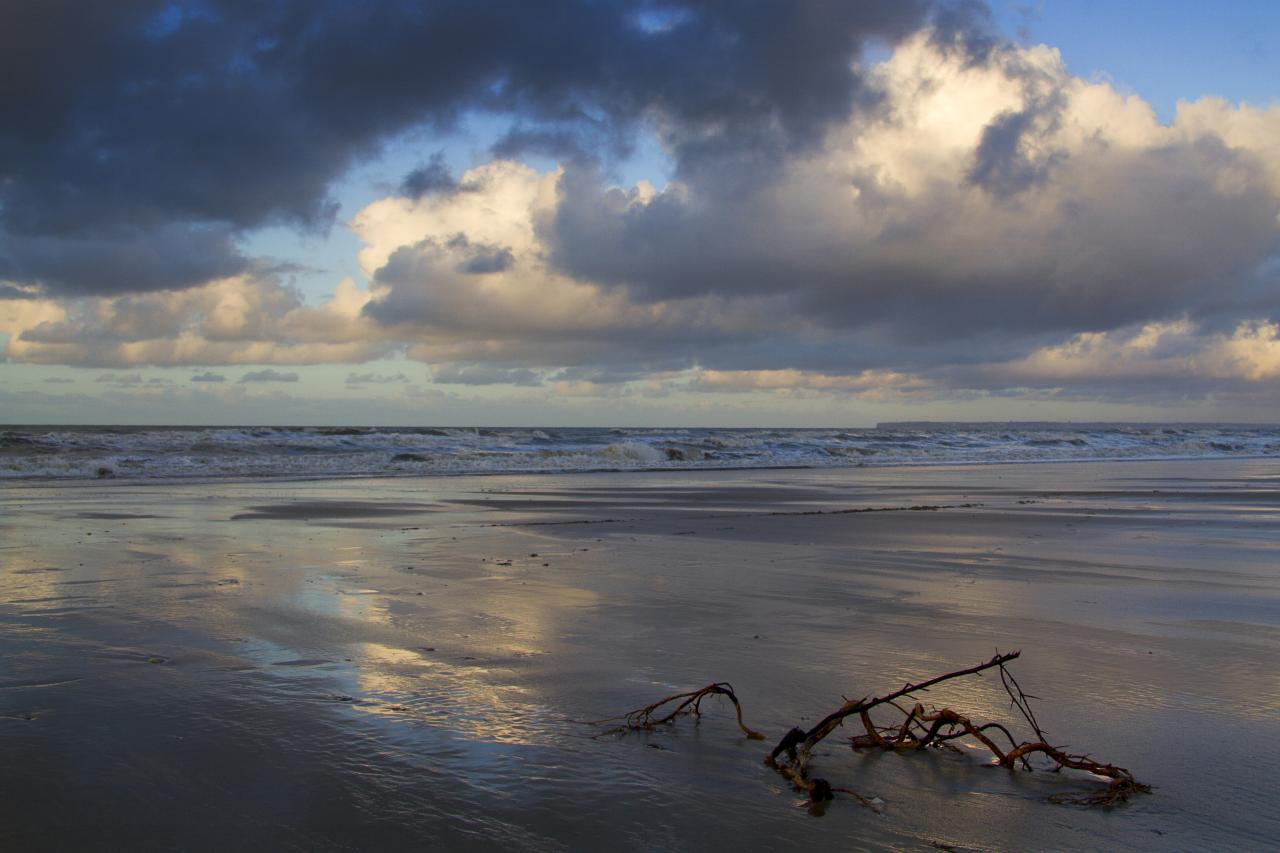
2, 463, 1279, 849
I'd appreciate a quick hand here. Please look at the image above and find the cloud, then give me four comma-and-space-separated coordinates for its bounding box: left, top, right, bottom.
190, 372, 226, 383
0, 297, 68, 342
92, 372, 174, 389
1, 0, 946, 297
0, 223, 249, 297
345, 371, 408, 386
547, 36, 1280, 342
42, 377, 74, 384
352, 160, 781, 374
3, 25, 1280, 413
457, 246, 515, 276
964, 319, 1280, 396
400, 153, 474, 200
95, 372, 144, 386
0, 283, 42, 300
431, 363, 543, 386
341, 35, 1280, 404
239, 369, 299, 383
965, 91, 1065, 197
692, 368, 932, 397
3, 275, 391, 367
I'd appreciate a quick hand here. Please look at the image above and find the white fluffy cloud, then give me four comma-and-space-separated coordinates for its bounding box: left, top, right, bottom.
977, 319, 1280, 390
3, 275, 388, 367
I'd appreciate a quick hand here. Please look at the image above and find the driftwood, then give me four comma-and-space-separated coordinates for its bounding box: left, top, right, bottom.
599, 652, 1148, 811
591, 682, 764, 740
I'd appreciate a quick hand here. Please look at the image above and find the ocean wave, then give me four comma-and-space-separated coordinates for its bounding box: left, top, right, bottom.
0, 424, 1276, 481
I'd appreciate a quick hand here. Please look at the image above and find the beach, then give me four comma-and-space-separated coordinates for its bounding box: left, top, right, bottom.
2, 458, 1278, 851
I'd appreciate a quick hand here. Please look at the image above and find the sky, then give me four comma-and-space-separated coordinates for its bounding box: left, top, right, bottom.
1, 0, 1278, 426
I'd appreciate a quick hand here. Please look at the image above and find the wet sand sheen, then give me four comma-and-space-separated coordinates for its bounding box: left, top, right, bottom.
2, 459, 1278, 851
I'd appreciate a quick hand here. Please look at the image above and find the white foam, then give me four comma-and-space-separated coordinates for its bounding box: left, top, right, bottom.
0, 424, 1276, 480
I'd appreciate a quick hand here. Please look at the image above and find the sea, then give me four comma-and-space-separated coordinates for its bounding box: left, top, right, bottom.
2, 422, 1277, 481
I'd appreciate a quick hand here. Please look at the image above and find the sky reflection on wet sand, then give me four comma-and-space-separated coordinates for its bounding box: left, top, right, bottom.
2, 460, 1279, 850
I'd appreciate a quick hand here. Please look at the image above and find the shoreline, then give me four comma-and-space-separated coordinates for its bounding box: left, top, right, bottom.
5, 449, 1279, 487
5, 422, 1278, 484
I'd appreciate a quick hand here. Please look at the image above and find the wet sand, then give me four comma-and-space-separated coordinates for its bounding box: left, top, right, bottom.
2, 459, 1278, 851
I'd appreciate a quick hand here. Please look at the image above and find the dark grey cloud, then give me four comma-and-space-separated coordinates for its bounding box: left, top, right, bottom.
928, 0, 1000, 61
190, 371, 226, 383
400, 153, 465, 199
966, 100, 1065, 197
362, 235, 523, 327
0, 224, 248, 296
490, 126, 594, 163
1, 0, 953, 296
547, 130, 1280, 346
239, 369, 299, 383
457, 247, 514, 276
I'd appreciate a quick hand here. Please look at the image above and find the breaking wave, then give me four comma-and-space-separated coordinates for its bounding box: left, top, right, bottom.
1, 423, 1277, 480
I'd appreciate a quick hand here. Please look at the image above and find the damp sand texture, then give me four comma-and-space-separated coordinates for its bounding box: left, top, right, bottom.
2, 459, 1278, 851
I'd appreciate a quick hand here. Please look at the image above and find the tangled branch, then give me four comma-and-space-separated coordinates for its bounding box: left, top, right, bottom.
592, 652, 1149, 812
767, 651, 1149, 807
593, 682, 764, 740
